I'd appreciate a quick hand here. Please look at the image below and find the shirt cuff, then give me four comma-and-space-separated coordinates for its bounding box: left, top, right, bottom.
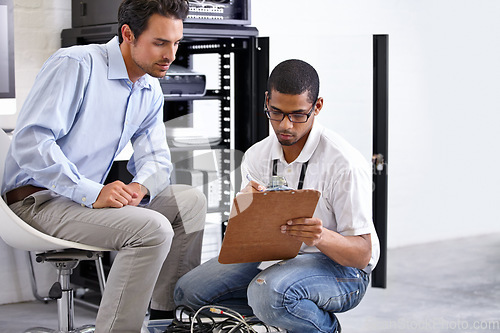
72, 178, 104, 207
133, 171, 170, 201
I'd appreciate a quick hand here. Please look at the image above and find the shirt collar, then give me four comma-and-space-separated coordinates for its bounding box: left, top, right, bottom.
271, 121, 324, 165
106, 36, 152, 90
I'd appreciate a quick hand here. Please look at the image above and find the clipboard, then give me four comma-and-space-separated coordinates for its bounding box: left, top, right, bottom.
218, 189, 321, 264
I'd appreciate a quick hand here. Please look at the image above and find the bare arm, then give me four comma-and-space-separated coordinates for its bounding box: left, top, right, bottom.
281, 217, 372, 269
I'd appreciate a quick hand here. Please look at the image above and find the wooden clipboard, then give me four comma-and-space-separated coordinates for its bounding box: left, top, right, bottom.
218, 189, 321, 264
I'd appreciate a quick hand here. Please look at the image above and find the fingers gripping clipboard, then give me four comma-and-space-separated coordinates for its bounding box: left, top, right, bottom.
218, 189, 321, 264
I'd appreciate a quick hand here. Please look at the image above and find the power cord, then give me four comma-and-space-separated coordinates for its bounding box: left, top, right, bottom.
192, 305, 254, 333
164, 305, 216, 333
164, 305, 282, 333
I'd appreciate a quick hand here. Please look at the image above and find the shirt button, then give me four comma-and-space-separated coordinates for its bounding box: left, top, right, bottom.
82, 197, 86, 202
51, 185, 56, 189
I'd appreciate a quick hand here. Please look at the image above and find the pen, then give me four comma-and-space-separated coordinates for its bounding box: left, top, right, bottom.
246, 174, 266, 191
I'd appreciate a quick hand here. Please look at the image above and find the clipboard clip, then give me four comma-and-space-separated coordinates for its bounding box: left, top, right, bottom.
266, 176, 293, 191
246, 174, 293, 191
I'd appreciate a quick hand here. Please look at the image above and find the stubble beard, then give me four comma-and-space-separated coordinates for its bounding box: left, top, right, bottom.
133, 58, 167, 79
277, 132, 297, 146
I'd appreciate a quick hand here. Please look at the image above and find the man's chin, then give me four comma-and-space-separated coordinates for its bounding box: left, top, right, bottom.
278, 139, 296, 146
149, 71, 167, 78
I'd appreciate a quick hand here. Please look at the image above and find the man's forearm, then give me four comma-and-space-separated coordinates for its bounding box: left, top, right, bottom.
316, 232, 372, 269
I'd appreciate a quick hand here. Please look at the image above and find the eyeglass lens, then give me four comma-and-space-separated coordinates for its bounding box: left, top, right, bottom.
267, 111, 308, 123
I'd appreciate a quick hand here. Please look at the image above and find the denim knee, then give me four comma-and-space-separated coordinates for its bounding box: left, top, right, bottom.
173, 271, 203, 309
247, 273, 285, 324
173, 276, 187, 306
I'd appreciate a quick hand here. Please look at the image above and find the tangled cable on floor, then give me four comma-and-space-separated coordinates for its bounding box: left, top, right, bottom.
164, 305, 281, 333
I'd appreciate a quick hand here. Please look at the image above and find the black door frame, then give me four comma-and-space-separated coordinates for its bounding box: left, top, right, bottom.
371, 34, 389, 288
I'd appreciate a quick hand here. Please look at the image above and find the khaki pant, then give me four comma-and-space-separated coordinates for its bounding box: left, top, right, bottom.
10, 184, 206, 333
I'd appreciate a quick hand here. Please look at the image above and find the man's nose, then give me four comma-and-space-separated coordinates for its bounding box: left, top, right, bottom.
163, 45, 176, 62
279, 115, 293, 129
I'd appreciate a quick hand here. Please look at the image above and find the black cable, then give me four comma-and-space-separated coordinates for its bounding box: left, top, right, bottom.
163, 305, 283, 333
164, 305, 216, 333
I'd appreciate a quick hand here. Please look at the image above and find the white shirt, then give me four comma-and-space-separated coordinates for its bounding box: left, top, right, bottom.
240, 121, 380, 270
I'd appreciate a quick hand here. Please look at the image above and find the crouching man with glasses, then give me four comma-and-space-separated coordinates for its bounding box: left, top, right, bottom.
173, 59, 380, 333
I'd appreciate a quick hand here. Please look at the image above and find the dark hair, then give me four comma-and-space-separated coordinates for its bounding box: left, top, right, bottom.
118, 0, 190, 43
267, 59, 320, 104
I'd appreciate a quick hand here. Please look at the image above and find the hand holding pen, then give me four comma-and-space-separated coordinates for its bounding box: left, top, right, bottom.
242, 174, 266, 193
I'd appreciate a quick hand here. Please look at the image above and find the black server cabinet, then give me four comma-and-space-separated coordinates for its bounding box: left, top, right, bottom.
71, 0, 251, 28
61, 23, 269, 294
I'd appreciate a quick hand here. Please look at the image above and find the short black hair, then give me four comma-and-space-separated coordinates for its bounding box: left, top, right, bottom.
267, 59, 320, 104
118, 0, 190, 43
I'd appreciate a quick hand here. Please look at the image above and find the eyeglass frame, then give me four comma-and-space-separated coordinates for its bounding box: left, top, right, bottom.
264, 99, 317, 124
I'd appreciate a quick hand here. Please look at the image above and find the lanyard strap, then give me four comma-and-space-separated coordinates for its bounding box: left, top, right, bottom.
272, 159, 309, 190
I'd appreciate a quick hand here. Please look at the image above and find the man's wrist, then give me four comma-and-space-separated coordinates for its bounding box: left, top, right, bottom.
136, 183, 150, 204
139, 184, 149, 196
130, 182, 148, 195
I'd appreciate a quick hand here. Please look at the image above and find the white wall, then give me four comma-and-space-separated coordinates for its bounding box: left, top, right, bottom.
0, 0, 70, 305
252, 0, 500, 247
14, 0, 71, 112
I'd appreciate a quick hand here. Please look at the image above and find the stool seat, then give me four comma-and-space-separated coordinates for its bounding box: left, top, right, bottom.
0, 129, 111, 333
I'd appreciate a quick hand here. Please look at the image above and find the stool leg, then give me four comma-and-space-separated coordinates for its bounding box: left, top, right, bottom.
56, 261, 78, 332
95, 256, 106, 294
23, 327, 56, 333
27, 251, 52, 303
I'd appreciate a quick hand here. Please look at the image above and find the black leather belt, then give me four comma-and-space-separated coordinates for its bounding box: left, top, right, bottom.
5, 185, 46, 205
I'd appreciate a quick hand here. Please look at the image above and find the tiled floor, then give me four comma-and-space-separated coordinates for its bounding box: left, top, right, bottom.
1, 233, 499, 333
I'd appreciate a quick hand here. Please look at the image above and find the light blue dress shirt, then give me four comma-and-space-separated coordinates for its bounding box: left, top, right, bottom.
1, 37, 172, 207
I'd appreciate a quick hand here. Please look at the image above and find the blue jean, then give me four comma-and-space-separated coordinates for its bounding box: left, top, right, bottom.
174, 253, 369, 333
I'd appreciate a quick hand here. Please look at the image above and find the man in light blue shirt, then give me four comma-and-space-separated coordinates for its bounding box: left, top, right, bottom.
1, 1, 206, 332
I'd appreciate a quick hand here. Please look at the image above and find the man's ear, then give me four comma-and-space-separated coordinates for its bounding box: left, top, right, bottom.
314, 97, 324, 116
121, 24, 134, 44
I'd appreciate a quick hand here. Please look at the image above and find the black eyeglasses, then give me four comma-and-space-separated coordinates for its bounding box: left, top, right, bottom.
264, 103, 315, 123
